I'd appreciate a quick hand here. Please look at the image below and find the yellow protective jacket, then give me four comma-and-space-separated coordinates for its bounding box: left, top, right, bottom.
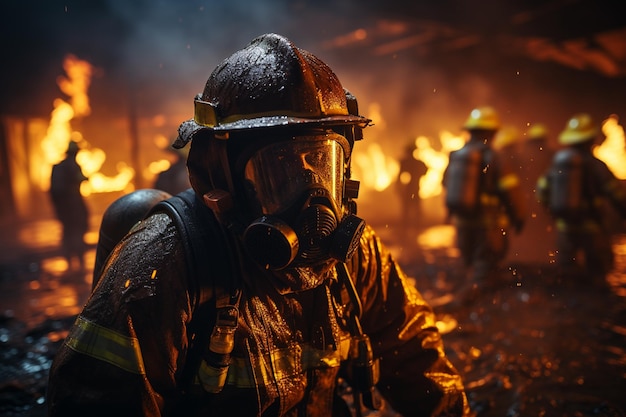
47, 212, 469, 416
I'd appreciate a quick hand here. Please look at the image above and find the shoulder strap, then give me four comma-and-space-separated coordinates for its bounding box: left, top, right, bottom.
151, 189, 229, 307
148, 188, 238, 393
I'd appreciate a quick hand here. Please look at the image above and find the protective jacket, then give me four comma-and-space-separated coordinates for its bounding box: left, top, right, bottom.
536, 146, 626, 277
537, 147, 626, 232
443, 140, 525, 231
47, 204, 469, 416
442, 139, 526, 283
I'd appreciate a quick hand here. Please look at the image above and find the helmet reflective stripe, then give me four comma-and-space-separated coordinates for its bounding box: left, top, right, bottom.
64, 315, 146, 375
197, 335, 351, 390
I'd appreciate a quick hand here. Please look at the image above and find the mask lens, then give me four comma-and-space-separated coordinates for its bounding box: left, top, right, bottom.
244, 134, 347, 215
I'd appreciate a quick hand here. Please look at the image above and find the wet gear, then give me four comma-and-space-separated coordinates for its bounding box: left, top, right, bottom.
241, 133, 365, 270
176, 33, 370, 225
93, 188, 172, 286
47, 194, 469, 416
48, 33, 469, 417
178, 34, 369, 271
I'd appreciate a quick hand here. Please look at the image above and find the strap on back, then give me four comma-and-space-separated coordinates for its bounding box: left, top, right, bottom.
148, 188, 237, 393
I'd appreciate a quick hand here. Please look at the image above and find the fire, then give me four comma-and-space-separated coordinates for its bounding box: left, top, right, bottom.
414, 131, 465, 199
353, 128, 464, 198
57, 54, 92, 118
353, 143, 399, 192
41, 54, 135, 196
595, 115, 626, 179
352, 102, 398, 192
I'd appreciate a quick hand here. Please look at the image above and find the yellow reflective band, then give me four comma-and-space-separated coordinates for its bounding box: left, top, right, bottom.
498, 173, 520, 190
198, 336, 351, 390
64, 315, 146, 375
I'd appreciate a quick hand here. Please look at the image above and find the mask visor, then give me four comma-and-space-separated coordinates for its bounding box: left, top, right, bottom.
244, 134, 348, 215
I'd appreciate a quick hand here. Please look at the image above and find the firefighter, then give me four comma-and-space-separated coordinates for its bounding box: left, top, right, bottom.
442, 107, 526, 300
536, 113, 626, 284
47, 34, 469, 416
520, 123, 556, 262
523, 123, 554, 194
395, 140, 428, 236
493, 125, 523, 176
49, 140, 89, 271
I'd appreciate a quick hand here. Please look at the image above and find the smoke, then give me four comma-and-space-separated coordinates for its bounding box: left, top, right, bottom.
4, 0, 626, 151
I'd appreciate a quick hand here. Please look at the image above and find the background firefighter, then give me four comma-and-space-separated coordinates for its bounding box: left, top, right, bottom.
395, 140, 428, 239
49, 140, 89, 271
442, 107, 526, 302
536, 113, 626, 285
47, 34, 470, 416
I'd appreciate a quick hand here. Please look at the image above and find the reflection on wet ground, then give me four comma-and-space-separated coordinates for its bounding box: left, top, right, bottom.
1, 219, 625, 416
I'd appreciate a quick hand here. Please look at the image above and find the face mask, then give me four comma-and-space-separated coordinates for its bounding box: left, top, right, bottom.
241, 134, 365, 270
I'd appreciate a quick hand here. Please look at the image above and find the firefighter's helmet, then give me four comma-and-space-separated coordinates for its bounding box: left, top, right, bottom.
66, 141, 80, 155
177, 33, 370, 207
463, 106, 500, 131
175, 34, 371, 269
558, 113, 598, 145
527, 123, 548, 141
192, 33, 368, 132
493, 126, 519, 150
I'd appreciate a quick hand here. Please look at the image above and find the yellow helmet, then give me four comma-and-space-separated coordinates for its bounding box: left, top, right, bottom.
493, 126, 519, 149
558, 113, 598, 145
526, 123, 548, 141
463, 106, 500, 130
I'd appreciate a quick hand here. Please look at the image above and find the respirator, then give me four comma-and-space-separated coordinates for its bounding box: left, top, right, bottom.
241, 134, 365, 270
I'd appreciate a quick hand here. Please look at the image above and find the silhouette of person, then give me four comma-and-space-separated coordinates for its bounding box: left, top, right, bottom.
522, 123, 554, 195
493, 125, 523, 176
442, 107, 526, 301
396, 141, 428, 233
516, 123, 556, 263
49, 140, 89, 270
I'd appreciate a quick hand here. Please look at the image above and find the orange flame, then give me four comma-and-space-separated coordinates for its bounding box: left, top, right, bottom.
353, 129, 464, 199
414, 131, 465, 198
353, 143, 399, 191
41, 54, 135, 196
595, 115, 626, 179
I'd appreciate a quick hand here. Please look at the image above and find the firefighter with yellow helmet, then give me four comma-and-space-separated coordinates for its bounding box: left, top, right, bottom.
443, 107, 526, 301
522, 123, 554, 194
536, 113, 626, 283
47, 34, 469, 416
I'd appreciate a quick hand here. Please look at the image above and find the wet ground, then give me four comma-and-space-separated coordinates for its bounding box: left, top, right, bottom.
0, 214, 625, 416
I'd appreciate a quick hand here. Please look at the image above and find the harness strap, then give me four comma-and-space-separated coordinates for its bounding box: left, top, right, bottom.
149, 188, 237, 394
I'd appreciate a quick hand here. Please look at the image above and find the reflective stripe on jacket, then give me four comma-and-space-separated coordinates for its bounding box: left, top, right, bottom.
47, 212, 470, 416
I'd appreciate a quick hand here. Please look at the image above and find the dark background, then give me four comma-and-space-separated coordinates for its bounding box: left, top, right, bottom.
2, 0, 626, 142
